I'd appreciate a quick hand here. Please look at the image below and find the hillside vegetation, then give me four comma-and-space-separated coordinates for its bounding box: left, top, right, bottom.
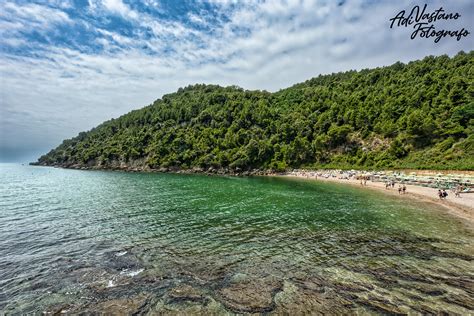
35, 51, 474, 171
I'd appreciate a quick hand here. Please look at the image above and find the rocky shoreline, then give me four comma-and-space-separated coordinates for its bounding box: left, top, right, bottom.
29, 162, 278, 177
29, 162, 474, 185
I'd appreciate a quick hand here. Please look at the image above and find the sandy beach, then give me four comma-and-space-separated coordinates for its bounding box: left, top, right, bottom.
282, 171, 474, 225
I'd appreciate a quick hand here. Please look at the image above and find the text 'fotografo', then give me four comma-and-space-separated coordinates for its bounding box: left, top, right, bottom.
389, 4, 470, 43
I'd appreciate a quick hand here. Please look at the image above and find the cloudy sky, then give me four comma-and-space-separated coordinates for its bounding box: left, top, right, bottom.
0, 0, 472, 162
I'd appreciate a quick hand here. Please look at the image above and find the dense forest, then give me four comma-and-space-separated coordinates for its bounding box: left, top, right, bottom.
34, 51, 474, 171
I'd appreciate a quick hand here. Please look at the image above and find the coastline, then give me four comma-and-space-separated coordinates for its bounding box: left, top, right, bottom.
30, 163, 474, 225
281, 173, 474, 226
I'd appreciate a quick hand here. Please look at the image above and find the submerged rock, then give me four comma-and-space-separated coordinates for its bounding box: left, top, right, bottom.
356, 294, 407, 315
84, 293, 149, 314
104, 250, 143, 272
217, 277, 282, 313
167, 284, 208, 305
45, 303, 74, 315
274, 281, 355, 314
413, 283, 447, 296
332, 280, 374, 293
443, 293, 474, 310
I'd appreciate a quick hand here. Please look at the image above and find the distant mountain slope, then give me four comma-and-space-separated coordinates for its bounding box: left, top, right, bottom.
34, 51, 474, 171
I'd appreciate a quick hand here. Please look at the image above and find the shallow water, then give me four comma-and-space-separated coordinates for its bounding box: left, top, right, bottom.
1, 164, 473, 314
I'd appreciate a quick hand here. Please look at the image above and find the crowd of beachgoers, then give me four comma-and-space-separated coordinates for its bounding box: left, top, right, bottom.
285, 169, 474, 199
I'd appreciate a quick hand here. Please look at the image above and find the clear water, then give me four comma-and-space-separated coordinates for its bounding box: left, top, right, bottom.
1, 164, 473, 314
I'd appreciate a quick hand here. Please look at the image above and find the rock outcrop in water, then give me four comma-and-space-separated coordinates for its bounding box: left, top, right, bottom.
33, 51, 474, 171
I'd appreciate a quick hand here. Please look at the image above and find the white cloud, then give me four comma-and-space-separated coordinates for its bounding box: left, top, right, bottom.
102, 0, 135, 17
0, 1, 72, 35
188, 12, 206, 25
88, 0, 138, 19
144, 0, 160, 8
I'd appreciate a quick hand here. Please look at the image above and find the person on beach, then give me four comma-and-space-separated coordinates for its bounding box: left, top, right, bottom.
442, 189, 448, 199
391, 181, 395, 188
398, 185, 402, 194
454, 185, 461, 198
402, 184, 406, 194
438, 189, 443, 199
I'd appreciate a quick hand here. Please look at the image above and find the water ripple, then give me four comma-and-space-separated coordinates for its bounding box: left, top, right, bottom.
0, 165, 473, 314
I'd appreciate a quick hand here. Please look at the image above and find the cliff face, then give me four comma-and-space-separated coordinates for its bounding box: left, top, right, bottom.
34, 52, 474, 171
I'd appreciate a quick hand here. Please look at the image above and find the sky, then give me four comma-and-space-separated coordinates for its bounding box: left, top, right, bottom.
0, 0, 473, 162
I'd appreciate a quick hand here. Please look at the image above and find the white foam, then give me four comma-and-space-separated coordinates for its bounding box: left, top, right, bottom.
107, 280, 115, 288
115, 251, 128, 257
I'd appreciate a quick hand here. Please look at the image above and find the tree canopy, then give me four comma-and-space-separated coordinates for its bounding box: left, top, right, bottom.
35, 51, 474, 171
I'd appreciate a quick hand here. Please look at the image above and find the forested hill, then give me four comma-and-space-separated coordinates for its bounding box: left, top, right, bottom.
34, 51, 474, 171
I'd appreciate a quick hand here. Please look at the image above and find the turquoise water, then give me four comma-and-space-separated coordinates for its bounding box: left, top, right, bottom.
1, 164, 473, 314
